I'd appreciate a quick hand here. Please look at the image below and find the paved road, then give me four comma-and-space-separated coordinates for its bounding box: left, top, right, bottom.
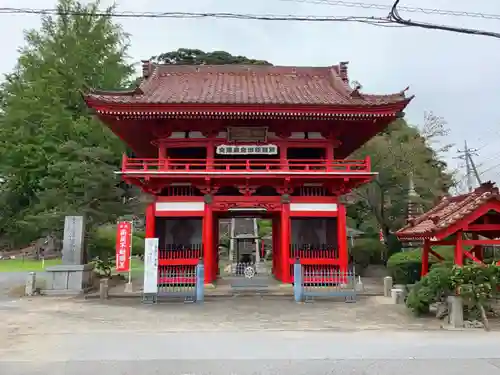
2, 330, 500, 374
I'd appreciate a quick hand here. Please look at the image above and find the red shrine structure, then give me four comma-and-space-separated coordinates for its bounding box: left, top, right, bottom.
84, 62, 412, 284
397, 182, 500, 277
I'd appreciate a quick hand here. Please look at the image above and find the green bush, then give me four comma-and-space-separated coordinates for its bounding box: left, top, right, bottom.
406, 264, 453, 315
87, 225, 145, 261
350, 238, 385, 268
387, 246, 454, 285
134, 230, 146, 239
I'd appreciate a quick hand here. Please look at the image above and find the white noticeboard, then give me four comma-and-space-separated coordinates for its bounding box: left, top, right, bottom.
143, 238, 159, 294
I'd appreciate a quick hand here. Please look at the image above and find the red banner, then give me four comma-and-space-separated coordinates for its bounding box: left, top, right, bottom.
115, 221, 132, 272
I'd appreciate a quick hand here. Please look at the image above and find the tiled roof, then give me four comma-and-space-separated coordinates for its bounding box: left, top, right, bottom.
85, 63, 411, 108
397, 182, 500, 239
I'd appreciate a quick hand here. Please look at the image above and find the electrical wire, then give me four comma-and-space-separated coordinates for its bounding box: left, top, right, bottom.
278, 0, 500, 20
389, 0, 500, 39
0, 8, 402, 25
1, 4, 499, 37
480, 163, 500, 176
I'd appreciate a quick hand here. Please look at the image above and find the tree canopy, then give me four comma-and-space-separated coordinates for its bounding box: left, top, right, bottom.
0, 0, 137, 248
151, 48, 272, 65
347, 113, 452, 257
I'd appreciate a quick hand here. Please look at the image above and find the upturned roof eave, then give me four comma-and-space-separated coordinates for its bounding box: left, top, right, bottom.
84, 97, 412, 115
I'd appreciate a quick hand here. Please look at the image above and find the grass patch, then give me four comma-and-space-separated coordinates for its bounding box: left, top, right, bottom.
0, 258, 62, 272
113, 258, 144, 279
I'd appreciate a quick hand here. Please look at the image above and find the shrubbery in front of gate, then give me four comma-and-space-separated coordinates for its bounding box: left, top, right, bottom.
87, 225, 145, 262
350, 238, 386, 270
387, 247, 454, 285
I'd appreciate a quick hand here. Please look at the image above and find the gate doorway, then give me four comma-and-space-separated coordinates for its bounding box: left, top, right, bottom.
217, 213, 276, 293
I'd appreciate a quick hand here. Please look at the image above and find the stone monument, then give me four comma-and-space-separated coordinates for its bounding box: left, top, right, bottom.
44, 216, 94, 295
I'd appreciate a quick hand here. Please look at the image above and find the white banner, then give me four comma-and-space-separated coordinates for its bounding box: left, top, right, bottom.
216, 144, 278, 155
143, 238, 158, 294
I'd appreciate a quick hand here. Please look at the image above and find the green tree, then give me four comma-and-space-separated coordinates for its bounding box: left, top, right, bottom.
0, 0, 136, 248
347, 112, 453, 259
151, 48, 272, 65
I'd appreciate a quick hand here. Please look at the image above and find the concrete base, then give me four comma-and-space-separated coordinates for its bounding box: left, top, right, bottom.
43, 264, 94, 295
124, 282, 134, 293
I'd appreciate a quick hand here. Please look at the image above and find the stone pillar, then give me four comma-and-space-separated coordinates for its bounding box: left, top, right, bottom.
383, 276, 393, 297
253, 218, 260, 265
25, 272, 36, 296
44, 216, 94, 295
229, 218, 235, 262
447, 296, 464, 328
391, 288, 404, 304
99, 278, 109, 300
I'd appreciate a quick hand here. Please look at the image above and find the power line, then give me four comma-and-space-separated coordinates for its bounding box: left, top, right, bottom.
278, 0, 500, 20
2, 5, 499, 38
0, 8, 403, 25
480, 163, 500, 176
389, 0, 500, 39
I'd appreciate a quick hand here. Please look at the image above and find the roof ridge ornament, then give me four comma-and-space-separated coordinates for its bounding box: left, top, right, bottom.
141, 60, 152, 79
350, 80, 363, 98
339, 61, 349, 83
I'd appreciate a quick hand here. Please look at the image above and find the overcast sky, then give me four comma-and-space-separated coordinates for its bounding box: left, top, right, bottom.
1, 0, 500, 191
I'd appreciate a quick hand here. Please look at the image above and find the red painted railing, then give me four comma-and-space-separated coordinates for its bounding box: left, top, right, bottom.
121, 156, 371, 173
158, 245, 202, 266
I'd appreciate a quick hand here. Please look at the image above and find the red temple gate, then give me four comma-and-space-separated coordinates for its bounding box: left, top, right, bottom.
85, 62, 412, 286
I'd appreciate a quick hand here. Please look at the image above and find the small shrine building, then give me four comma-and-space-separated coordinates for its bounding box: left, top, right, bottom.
397, 182, 500, 276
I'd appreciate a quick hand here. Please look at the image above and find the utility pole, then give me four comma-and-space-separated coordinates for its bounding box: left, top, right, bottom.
456, 141, 482, 192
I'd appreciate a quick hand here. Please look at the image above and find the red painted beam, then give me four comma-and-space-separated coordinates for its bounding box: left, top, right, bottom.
465, 224, 500, 231
463, 239, 500, 245
158, 259, 199, 266
288, 258, 340, 265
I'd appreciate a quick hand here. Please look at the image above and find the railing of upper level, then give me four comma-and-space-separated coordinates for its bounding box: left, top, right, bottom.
121, 156, 371, 173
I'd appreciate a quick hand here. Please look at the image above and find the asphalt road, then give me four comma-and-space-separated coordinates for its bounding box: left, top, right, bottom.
2, 330, 500, 374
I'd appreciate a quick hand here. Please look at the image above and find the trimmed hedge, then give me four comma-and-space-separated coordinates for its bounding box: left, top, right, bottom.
387, 246, 454, 284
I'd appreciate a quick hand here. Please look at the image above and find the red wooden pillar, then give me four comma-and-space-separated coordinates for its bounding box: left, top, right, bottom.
455, 231, 464, 267
421, 239, 430, 277
145, 202, 156, 238
272, 215, 279, 279
280, 144, 288, 170
203, 203, 215, 283
337, 203, 348, 274
280, 203, 291, 283
325, 143, 334, 171
471, 234, 483, 261
158, 141, 166, 159
214, 214, 220, 276
207, 138, 214, 171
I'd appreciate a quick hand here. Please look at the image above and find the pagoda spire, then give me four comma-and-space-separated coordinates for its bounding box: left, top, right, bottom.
406, 172, 422, 221
404, 172, 423, 250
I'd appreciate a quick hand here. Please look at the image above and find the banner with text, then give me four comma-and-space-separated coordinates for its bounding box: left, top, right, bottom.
115, 221, 132, 272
